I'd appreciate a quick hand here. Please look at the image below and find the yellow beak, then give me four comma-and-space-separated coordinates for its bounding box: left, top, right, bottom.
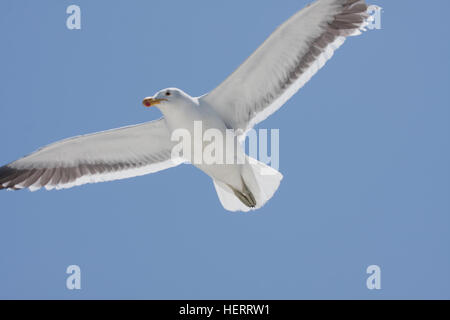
142, 97, 167, 107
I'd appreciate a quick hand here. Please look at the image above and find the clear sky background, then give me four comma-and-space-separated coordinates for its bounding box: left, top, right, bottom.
0, 0, 449, 299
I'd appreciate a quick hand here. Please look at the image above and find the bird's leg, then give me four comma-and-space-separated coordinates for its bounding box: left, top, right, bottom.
228, 178, 256, 208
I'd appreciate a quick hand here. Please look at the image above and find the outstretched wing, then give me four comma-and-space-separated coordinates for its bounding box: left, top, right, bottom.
0, 118, 182, 191
201, 0, 369, 134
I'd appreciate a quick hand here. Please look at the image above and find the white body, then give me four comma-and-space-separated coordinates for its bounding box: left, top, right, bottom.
158, 94, 245, 191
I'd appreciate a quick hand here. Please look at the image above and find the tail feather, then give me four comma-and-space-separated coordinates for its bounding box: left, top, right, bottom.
213, 157, 283, 212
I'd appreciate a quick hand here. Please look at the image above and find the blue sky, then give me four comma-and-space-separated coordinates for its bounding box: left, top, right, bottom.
0, 0, 449, 299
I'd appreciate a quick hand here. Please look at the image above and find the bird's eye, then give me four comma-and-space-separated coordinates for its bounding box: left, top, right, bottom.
165, 91, 171, 96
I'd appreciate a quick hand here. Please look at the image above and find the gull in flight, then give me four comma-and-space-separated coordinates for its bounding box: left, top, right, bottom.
0, 0, 370, 212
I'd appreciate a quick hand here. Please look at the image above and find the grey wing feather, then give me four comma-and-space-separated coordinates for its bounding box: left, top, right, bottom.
0, 118, 182, 191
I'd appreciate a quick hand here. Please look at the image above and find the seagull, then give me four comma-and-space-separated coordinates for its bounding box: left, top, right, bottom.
0, 0, 370, 212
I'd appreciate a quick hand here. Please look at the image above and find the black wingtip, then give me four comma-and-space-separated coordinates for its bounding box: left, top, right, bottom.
0, 165, 20, 190
0, 165, 15, 178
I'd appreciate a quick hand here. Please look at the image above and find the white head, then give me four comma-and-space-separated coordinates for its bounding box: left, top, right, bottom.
142, 88, 192, 110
